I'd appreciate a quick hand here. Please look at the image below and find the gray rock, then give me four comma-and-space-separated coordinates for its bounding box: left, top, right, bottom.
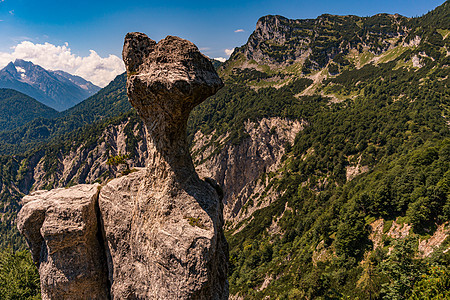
17, 184, 109, 300
123, 33, 223, 185
16, 33, 228, 300
97, 33, 228, 299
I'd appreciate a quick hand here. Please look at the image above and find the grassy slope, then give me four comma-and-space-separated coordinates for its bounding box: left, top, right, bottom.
223, 2, 450, 298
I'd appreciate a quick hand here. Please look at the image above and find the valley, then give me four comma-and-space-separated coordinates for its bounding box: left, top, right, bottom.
0, 1, 449, 299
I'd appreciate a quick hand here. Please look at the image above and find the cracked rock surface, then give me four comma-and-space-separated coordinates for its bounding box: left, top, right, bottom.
18, 33, 228, 300
17, 184, 109, 300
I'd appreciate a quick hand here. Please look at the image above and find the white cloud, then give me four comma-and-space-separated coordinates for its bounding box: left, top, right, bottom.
213, 57, 226, 62
8, 10, 13, 15
234, 29, 245, 33
0, 41, 125, 87
224, 48, 235, 56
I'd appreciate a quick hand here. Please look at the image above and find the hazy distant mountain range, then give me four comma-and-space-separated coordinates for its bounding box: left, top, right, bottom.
0, 59, 100, 111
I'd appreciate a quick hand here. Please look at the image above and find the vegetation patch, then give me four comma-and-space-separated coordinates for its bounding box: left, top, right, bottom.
185, 216, 207, 229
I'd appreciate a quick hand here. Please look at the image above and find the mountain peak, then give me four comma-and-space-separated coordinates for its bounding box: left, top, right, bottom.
0, 60, 100, 111
225, 10, 414, 71
14, 58, 28, 65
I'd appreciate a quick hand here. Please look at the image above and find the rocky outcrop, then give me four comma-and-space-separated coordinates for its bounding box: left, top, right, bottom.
17, 184, 108, 299
17, 33, 228, 300
243, 15, 311, 65
230, 13, 410, 69
31, 117, 148, 191
98, 32, 227, 299
193, 117, 305, 220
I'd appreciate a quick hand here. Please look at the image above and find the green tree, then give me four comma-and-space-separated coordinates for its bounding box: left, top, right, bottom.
409, 264, 450, 300
381, 238, 421, 300
0, 249, 40, 300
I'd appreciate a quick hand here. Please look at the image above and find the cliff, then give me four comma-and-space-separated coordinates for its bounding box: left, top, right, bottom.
17, 33, 229, 299
3, 3, 449, 298
228, 13, 410, 70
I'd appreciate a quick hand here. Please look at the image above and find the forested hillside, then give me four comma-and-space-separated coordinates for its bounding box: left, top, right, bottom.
216, 1, 450, 298
0, 73, 130, 155
0, 1, 449, 299
0, 89, 58, 132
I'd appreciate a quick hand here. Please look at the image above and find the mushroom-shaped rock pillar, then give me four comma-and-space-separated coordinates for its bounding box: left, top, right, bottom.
98, 33, 228, 299
123, 33, 223, 186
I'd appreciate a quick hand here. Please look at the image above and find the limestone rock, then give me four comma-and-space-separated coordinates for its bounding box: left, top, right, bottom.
17, 184, 109, 300
99, 169, 228, 299
16, 33, 228, 300
97, 33, 228, 299
31, 117, 149, 191
123, 33, 223, 185
193, 117, 305, 221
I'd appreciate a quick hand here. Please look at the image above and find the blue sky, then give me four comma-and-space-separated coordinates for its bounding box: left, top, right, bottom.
0, 0, 445, 86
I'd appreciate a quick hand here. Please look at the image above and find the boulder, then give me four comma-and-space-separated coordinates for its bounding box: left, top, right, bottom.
17, 184, 109, 300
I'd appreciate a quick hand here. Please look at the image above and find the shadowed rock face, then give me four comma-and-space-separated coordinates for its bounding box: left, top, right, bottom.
100, 33, 228, 299
17, 33, 228, 300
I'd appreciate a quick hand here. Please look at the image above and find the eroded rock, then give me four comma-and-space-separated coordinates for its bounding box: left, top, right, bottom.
97, 33, 227, 299
17, 33, 228, 300
123, 33, 223, 184
17, 184, 109, 300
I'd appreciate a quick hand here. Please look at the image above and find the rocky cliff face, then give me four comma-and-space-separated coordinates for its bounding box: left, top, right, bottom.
17, 184, 108, 299
31, 117, 148, 191
17, 33, 229, 299
14, 111, 296, 231
193, 117, 305, 220
229, 13, 411, 70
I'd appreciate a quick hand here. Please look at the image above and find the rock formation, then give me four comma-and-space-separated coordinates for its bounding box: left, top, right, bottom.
17, 184, 109, 300
100, 33, 228, 299
17, 33, 228, 300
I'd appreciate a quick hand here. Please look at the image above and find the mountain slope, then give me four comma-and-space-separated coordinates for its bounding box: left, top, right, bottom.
61, 72, 129, 121
215, 2, 450, 298
224, 13, 410, 73
0, 1, 449, 298
0, 73, 130, 155
52, 70, 100, 95
0, 89, 59, 131
0, 59, 100, 111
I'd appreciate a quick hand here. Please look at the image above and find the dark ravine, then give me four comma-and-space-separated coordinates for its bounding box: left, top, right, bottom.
17, 33, 229, 299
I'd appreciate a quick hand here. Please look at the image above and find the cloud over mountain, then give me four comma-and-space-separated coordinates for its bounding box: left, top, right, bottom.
214, 57, 226, 62
225, 48, 235, 56
0, 41, 125, 87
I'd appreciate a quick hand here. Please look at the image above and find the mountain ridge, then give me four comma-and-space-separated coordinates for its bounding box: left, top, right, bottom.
0, 2, 449, 298
0, 59, 100, 111
0, 89, 59, 132
0, 73, 130, 155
